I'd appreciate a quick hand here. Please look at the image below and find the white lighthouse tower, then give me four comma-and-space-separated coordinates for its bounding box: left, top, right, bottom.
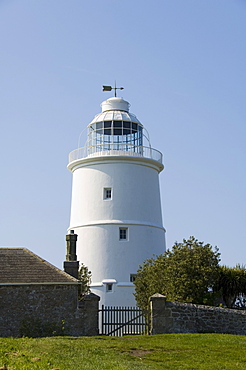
68, 91, 166, 306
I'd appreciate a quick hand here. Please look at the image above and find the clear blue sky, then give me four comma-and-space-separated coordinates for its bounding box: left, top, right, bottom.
1, 0, 245, 269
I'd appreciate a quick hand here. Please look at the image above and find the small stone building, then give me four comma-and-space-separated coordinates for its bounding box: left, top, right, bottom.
0, 248, 99, 337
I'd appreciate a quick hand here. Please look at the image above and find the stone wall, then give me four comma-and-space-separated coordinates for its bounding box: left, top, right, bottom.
150, 294, 246, 335
0, 284, 99, 337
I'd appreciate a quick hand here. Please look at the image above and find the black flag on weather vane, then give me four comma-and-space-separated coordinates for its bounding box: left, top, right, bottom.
102, 83, 124, 97
102, 85, 112, 92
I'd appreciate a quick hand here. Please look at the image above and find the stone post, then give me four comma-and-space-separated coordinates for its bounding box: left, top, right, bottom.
150, 293, 169, 334
78, 293, 100, 336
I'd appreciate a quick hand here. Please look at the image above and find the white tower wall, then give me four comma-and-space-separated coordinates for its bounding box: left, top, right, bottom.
69, 159, 163, 227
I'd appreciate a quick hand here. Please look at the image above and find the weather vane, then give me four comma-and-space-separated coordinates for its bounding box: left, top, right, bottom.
102, 82, 124, 97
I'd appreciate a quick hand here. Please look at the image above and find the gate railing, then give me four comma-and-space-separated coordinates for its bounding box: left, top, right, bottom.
99, 305, 148, 336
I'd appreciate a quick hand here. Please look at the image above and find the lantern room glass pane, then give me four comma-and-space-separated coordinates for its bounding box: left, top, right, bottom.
88, 120, 143, 154
113, 121, 121, 127
104, 121, 112, 128
132, 122, 138, 132
123, 121, 131, 135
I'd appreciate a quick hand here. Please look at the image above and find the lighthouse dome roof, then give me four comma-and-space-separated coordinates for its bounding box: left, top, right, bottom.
89, 97, 141, 126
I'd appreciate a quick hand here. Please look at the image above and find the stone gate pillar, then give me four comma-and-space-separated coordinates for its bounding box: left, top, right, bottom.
150, 293, 169, 334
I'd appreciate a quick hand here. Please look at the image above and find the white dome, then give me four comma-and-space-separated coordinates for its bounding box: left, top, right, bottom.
101, 97, 130, 112
89, 97, 141, 125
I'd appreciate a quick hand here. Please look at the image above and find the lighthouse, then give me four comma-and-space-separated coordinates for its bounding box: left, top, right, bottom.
67, 90, 166, 306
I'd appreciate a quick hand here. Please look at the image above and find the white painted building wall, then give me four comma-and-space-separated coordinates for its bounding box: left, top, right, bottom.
68, 96, 166, 306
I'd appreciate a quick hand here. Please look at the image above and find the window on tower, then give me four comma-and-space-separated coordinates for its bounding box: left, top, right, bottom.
104, 188, 112, 200
119, 227, 128, 241
106, 283, 113, 292
130, 274, 137, 282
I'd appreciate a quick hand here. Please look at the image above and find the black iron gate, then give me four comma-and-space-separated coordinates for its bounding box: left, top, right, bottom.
99, 305, 148, 336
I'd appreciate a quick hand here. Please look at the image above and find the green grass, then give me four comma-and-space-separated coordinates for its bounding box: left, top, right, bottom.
1, 334, 246, 369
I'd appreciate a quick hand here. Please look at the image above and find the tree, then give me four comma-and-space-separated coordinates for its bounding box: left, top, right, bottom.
134, 236, 221, 309
215, 265, 246, 308
78, 263, 92, 299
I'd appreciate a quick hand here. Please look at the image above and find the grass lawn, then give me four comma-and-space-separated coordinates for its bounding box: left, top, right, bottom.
0, 334, 246, 369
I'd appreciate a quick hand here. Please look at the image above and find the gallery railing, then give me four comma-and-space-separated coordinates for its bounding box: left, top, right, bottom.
69, 144, 163, 164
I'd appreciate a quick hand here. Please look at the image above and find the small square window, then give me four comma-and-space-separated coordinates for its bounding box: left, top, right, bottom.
106, 283, 113, 292
119, 227, 128, 241
130, 274, 137, 282
104, 188, 112, 200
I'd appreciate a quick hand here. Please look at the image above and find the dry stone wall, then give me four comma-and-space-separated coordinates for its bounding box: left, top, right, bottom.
150, 294, 246, 335
0, 284, 99, 337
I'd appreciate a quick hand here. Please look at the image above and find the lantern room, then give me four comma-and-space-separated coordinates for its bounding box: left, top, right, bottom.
68, 96, 163, 165
88, 97, 143, 153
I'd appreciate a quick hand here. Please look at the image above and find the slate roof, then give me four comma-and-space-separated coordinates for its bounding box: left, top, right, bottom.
0, 248, 78, 284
